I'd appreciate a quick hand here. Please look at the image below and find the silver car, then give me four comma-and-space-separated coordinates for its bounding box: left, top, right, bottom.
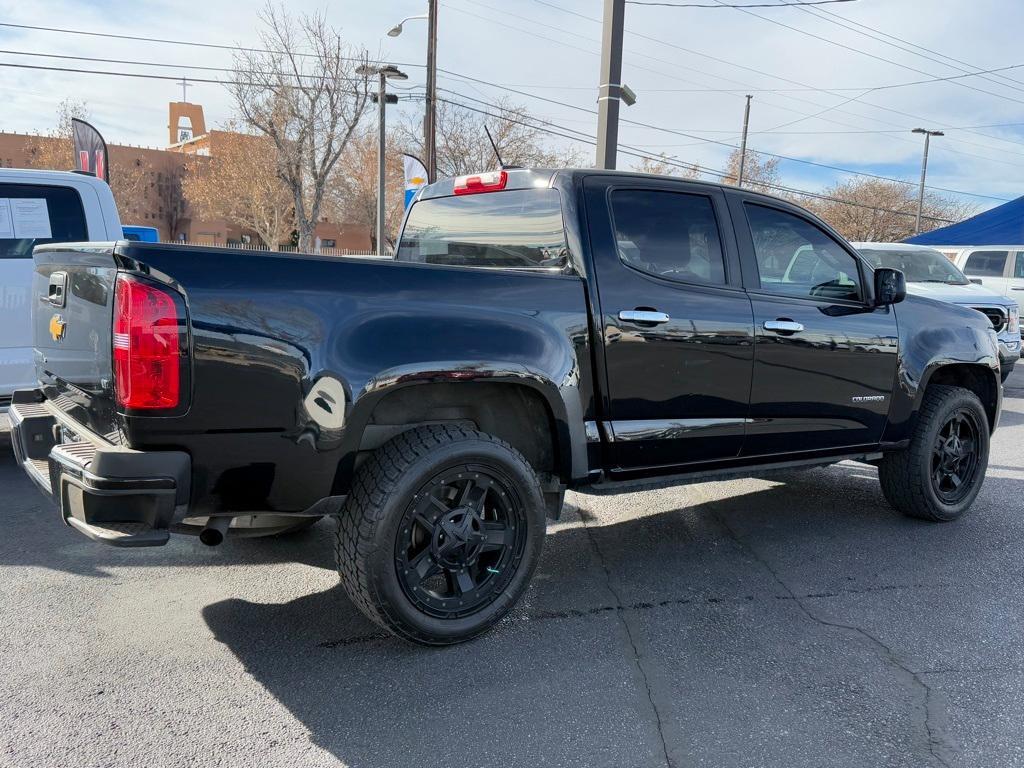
854, 242, 1020, 382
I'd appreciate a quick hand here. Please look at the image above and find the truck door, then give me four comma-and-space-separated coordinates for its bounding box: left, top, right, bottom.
727, 195, 899, 456
583, 176, 754, 473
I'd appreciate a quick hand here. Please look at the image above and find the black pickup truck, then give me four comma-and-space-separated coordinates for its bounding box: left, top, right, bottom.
9, 169, 1003, 644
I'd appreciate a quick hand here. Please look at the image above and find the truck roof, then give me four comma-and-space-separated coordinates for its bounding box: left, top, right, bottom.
0, 167, 114, 192
417, 167, 788, 206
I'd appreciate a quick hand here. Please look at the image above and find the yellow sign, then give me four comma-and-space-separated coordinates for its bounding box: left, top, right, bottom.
49, 314, 66, 342
409, 176, 426, 187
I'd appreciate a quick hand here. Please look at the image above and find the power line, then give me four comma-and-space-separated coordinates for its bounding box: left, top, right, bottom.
434, 67, 1010, 201
707, 0, 1024, 108
0, 21, 421, 69
435, 90, 958, 223
628, 0, 856, 6
0, 16, 1012, 200
529, 0, 1024, 155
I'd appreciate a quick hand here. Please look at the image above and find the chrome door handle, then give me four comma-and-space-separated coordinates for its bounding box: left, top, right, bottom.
42, 271, 67, 308
763, 319, 804, 333
618, 310, 670, 325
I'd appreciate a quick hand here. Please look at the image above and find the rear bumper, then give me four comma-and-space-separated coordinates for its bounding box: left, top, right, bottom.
7, 389, 190, 547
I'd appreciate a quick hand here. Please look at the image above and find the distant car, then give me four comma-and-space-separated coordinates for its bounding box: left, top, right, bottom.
0, 168, 123, 412
855, 242, 1020, 382
933, 246, 1024, 299
121, 225, 159, 242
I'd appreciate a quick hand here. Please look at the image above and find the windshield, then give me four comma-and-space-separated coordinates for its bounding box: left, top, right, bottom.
395, 188, 568, 270
858, 247, 968, 285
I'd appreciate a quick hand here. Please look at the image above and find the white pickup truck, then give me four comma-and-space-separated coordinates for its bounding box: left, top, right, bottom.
0, 169, 122, 411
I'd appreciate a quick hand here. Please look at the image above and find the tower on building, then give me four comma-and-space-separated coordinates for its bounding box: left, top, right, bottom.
168, 102, 207, 146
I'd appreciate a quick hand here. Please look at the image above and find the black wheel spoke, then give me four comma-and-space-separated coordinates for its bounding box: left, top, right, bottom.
480, 522, 512, 552
413, 511, 436, 534
408, 548, 440, 585
453, 568, 476, 596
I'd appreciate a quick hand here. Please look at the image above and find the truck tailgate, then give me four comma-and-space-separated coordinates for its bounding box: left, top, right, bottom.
32, 244, 118, 435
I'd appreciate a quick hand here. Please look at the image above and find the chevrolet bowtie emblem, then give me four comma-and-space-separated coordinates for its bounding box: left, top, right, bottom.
49, 314, 67, 342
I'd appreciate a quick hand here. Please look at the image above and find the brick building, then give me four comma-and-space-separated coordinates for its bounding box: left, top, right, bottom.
0, 101, 371, 251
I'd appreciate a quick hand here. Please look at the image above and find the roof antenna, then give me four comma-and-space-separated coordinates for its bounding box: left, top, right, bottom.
484, 124, 505, 169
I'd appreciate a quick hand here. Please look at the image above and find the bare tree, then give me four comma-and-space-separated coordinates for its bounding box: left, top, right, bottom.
228, 3, 371, 252
719, 148, 781, 194
24, 98, 150, 221
633, 153, 702, 179
803, 177, 977, 242
326, 125, 406, 251
400, 98, 583, 177
156, 165, 187, 242
182, 123, 294, 249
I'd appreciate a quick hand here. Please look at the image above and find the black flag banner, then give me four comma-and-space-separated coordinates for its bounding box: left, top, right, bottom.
71, 118, 109, 183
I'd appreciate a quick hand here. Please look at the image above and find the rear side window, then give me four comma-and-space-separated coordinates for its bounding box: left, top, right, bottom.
963, 250, 1008, 277
1014, 252, 1024, 279
396, 189, 567, 269
0, 183, 87, 259
609, 189, 726, 285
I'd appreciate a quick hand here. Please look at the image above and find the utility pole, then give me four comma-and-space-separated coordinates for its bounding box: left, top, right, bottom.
596, 0, 626, 170
425, 0, 439, 182
912, 127, 944, 234
377, 70, 387, 256
737, 94, 752, 188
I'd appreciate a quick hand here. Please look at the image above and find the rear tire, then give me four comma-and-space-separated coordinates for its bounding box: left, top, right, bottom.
878, 384, 989, 522
335, 425, 546, 645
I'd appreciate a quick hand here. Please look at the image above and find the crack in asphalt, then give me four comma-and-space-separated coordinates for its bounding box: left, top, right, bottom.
579, 512, 676, 768
710, 509, 957, 768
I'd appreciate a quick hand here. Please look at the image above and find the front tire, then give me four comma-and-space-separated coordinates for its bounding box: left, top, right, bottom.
335, 425, 546, 645
878, 384, 989, 522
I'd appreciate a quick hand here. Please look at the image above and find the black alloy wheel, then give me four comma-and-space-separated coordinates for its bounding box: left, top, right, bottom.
930, 408, 982, 505
336, 425, 547, 645
878, 384, 990, 522
395, 468, 527, 619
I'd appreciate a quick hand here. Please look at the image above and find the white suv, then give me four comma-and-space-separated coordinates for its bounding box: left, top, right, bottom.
0, 169, 122, 411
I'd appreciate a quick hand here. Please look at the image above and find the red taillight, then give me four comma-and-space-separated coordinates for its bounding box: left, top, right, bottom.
113, 275, 181, 410
453, 169, 508, 195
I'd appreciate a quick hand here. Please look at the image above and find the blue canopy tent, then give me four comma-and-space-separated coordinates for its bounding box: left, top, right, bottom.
905, 195, 1024, 245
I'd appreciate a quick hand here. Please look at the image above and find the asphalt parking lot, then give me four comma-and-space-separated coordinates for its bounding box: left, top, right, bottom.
1, 369, 1022, 768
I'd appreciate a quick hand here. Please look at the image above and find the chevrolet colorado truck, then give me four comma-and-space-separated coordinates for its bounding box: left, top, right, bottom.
9, 169, 1003, 645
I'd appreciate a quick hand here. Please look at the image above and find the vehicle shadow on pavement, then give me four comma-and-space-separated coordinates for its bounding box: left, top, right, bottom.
200, 461, 1024, 768
0, 437, 339, 576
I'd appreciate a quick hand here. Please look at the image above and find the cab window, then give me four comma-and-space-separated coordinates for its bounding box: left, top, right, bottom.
744, 203, 862, 302
609, 189, 727, 285
1014, 252, 1024, 279
963, 250, 1008, 277
0, 183, 88, 259
396, 189, 567, 270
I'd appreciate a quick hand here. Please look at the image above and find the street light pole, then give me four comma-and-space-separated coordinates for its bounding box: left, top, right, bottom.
425, 0, 439, 182
359, 64, 407, 255
596, 0, 626, 170
913, 127, 944, 235
737, 94, 752, 188
387, 8, 436, 181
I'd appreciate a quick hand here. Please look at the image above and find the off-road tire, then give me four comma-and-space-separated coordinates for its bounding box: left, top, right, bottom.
335, 425, 546, 645
878, 384, 989, 522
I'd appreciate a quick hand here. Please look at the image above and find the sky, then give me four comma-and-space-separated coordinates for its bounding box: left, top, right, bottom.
1, 0, 1022, 213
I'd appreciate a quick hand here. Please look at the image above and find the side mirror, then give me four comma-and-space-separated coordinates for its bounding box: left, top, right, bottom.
874, 267, 907, 307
